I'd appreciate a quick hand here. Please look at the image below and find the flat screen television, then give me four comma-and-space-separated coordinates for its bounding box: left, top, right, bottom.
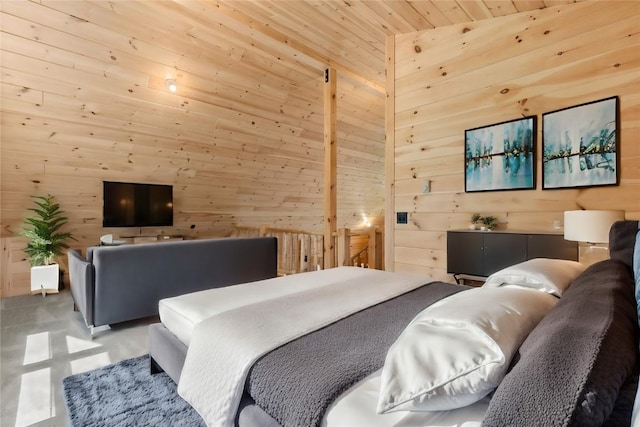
103, 181, 173, 227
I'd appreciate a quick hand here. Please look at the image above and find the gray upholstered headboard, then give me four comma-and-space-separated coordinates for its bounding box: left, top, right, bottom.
609, 220, 639, 272
485, 221, 639, 426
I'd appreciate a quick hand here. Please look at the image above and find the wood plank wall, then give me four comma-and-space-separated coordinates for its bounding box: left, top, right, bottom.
391, 1, 640, 281
0, 1, 384, 297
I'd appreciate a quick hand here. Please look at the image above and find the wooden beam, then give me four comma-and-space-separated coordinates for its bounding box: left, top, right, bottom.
384, 35, 395, 272
337, 228, 350, 267
368, 226, 378, 269
324, 68, 337, 268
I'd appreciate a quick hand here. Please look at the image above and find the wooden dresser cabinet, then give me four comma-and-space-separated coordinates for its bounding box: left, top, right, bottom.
447, 230, 578, 281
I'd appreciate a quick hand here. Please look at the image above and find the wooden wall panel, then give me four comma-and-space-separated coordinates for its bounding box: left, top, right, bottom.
0, 237, 30, 298
0, 1, 385, 295
392, 2, 640, 279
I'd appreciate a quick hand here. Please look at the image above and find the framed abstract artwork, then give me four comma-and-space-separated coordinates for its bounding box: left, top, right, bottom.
542, 96, 619, 189
464, 116, 536, 192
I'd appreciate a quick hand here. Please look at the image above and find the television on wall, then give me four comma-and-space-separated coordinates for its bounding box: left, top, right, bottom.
103, 181, 173, 227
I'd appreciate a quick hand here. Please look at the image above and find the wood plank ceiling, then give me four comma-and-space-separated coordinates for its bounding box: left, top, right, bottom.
218, 0, 574, 90
1, 1, 574, 242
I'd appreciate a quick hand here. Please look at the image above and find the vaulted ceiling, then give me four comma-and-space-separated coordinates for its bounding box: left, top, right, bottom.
200, 0, 577, 89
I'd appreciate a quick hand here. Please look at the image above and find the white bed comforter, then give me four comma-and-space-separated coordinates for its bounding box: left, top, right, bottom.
159, 266, 369, 346
177, 267, 429, 427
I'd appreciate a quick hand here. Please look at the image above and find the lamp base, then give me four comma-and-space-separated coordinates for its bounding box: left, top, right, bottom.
578, 243, 610, 266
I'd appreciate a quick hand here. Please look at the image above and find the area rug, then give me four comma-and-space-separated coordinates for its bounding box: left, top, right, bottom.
62, 355, 205, 427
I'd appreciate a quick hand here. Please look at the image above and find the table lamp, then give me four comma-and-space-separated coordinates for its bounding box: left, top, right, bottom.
564, 210, 625, 265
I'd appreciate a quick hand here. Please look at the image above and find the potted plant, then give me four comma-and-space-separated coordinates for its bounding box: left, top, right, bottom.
480, 215, 498, 231
20, 195, 74, 296
469, 213, 482, 230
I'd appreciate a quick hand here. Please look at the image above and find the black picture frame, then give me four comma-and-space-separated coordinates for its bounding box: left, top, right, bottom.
464, 116, 536, 193
542, 96, 619, 189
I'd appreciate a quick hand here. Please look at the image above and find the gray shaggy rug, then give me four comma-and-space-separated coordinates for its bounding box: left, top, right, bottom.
62, 355, 205, 427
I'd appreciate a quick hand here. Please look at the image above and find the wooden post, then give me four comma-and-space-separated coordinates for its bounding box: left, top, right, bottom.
299, 234, 309, 272
378, 227, 384, 270
315, 235, 324, 270
384, 36, 395, 271
368, 226, 378, 269
323, 67, 337, 269
337, 228, 350, 267
292, 234, 300, 273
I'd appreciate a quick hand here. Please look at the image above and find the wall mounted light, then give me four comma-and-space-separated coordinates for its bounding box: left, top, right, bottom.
361, 213, 372, 228
165, 79, 177, 93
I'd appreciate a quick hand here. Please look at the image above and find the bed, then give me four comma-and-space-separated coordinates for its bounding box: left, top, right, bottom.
149, 220, 640, 427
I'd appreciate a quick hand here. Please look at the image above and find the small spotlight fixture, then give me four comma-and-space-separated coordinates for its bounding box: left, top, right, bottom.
165, 79, 177, 92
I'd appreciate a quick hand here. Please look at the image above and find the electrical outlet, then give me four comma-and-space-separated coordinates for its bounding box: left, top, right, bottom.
422, 180, 431, 193
396, 212, 408, 224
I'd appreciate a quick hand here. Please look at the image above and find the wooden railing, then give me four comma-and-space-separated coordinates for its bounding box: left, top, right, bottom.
350, 245, 369, 268
231, 226, 324, 276
334, 226, 383, 270
232, 225, 383, 275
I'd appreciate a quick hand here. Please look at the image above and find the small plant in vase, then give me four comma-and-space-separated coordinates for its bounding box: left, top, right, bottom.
480, 215, 498, 231
20, 195, 75, 296
469, 213, 482, 230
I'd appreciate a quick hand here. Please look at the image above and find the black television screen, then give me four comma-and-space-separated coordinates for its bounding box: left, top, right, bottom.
103, 181, 173, 227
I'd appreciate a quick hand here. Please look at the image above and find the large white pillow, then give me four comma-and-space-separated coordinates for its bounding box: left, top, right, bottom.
483, 258, 585, 297
377, 286, 557, 413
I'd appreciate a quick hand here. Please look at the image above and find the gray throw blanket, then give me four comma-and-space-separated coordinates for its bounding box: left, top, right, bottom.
245, 281, 468, 427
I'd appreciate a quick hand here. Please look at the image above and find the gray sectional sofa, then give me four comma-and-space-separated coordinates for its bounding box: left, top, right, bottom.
67, 237, 277, 335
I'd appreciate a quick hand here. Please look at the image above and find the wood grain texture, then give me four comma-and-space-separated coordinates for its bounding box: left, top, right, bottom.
0, 1, 387, 293
385, 35, 396, 272
324, 68, 337, 268
0, 0, 586, 295
391, 1, 640, 278
0, 237, 30, 298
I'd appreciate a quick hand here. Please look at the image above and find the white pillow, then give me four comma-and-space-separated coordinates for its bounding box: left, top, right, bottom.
483, 258, 586, 297
377, 287, 556, 413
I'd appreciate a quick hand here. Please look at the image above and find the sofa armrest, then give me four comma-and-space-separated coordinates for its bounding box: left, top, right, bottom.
67, 249, 94, 326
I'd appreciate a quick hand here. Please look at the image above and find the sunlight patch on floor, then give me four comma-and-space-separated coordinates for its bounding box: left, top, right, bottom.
15, 367, 54, 427
70, 352, 111, 375
66, 335, 102, 354
23, 332, 51, 365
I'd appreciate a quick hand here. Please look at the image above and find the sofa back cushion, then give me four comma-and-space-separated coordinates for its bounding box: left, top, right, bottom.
88, 237, 277, 326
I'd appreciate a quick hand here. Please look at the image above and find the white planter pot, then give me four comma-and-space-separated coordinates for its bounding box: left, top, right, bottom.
31, 264, 59, 296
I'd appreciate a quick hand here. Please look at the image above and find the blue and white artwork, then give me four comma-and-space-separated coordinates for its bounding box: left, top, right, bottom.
542, 96, 618, 189
465, 117, 536, 192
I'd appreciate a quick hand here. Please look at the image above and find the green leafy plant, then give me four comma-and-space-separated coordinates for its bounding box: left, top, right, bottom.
481, 215, 498, 230
20, 195, 74, 266
471, 213, 482, 225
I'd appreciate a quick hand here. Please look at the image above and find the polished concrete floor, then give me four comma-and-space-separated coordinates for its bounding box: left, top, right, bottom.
0, 290, 155, 427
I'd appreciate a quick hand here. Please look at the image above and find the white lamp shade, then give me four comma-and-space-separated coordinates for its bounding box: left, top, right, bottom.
564, 210, 625, 243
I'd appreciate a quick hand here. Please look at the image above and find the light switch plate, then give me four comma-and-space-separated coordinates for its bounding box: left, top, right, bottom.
422, 180, 431, 193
